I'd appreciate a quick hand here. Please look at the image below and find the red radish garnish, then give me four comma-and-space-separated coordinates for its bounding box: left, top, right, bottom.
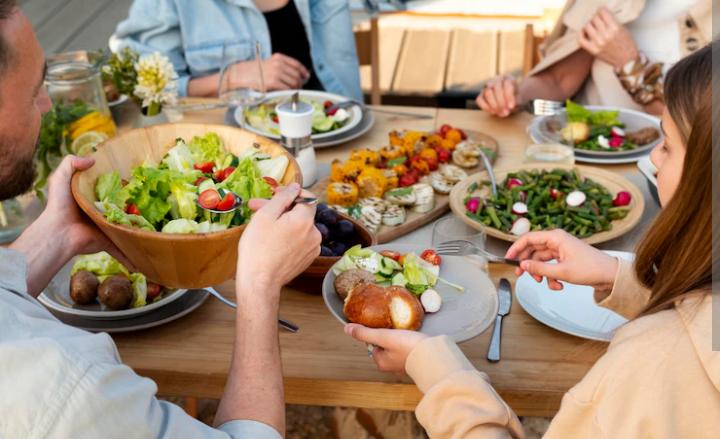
611, 127, 626, 137
506, 178, 523, 190
510, 218, 531, 236
512, 202, 528, 215
566, 190, 586, 207
613, 191, 632, 206
609, 136, 624, 148
466, 197, 481, 214
598, 135, 611, 149
549, 188, 561, 200
518, 191, 527, 202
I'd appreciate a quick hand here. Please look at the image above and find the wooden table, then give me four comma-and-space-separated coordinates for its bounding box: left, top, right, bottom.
112, 102, 659, 416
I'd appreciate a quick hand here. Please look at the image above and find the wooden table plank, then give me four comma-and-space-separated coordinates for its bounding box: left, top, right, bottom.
61, 0, 133, 52
445, 29, 498, 92
35, 0, 112, 54
392, 29, 451, 94
109, 104, 660, 416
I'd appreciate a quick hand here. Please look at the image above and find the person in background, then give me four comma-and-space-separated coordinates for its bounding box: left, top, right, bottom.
477, 0, 713, 117
347, 42, 718, 438
0, 2, 321, 437
112, 0, 362, 100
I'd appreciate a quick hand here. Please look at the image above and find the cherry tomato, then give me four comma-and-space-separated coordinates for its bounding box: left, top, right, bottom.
216, 192, 236, 211
436, 148, 451, 163
193, 176, 208, 186
126, 204, 141, 215
263, 176, 279, 189
214, 166, 235, 183
420, 249, 442, 266
380, 250, 402, 261
425, 157, 439, 171
438, 124, 452, 138
399, 173, 418, 187
198, 189, 221, 210
323, 100, 333, 109
272, 114, 279, 123
147, 282, 162, 301
193, 161, 214, 173
458, 128, 468, 140
326, 107, 338, 116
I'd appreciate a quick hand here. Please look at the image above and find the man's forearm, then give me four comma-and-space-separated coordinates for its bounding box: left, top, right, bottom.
10, 213, 74, 297
214, 281, 285, 435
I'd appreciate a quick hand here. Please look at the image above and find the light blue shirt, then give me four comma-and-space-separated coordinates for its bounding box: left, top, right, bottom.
0, 248, 281, 439
112, 0, 362, 100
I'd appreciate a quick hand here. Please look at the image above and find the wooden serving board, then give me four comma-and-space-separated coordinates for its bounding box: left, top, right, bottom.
449, 164, 645, 246
311, 130, 498, 244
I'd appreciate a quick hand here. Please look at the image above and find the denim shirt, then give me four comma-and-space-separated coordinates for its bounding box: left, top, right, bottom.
112, 0, 362, 100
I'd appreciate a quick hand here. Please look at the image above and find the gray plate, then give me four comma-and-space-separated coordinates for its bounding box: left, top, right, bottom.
528, 106, 662, 160
39, 257, 188, 320
46, 289, 209, 333
225, 107, 375, 149
322, 244, 498, 343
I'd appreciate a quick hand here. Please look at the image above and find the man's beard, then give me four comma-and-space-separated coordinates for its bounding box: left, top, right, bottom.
0, 149, 37, 201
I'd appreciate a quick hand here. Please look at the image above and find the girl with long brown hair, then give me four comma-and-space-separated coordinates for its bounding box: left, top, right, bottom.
344, 41, 718, 437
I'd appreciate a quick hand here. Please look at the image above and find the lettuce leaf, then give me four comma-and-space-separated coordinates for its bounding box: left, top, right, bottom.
188, 132, 226, 166
218, 157, 273, 221
161, 218, 199, 234
71, 251, 129, 282
129, 272, 147, 308
95, 172, 129, 207
566, 100, 622, 127
162, 140, 195, 172
566, 100, 591, 123
168, 181, 198, 220
103, 202, 154, 231
255, 155, 289, 182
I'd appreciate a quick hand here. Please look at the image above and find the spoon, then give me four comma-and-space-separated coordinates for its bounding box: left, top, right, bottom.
196, 190, 317, 214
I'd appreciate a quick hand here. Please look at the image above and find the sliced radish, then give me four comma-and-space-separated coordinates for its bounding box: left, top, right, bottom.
597, 135, 611, 149
465, 197, 481, 214
506, 178, 523, 190
420, 289, 442, 313
518, 191, 527, 202
613, 191, 632, 206
549, 188, 561, 200
512, 202, 528, 215
566, 190, 586, 207
611, 127, 626, 137
510, 217, 531, 236
609, 136, 624, 148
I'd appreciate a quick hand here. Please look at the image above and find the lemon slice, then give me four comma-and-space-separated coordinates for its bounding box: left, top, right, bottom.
71, 131, 108, 156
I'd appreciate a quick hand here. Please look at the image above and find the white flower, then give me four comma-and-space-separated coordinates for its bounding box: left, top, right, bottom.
133, 52, 178, 110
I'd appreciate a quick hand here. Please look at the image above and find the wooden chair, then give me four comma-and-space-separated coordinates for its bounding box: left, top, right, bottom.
354, 16, 381, 105
523, 23, 546, 76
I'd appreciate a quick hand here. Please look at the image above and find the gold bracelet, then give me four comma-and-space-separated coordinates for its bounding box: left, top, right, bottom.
615, 53, 664, 105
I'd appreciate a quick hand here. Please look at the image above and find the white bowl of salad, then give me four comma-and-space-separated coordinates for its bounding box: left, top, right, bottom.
71, 123, 301, 289
241, 90, 363, 141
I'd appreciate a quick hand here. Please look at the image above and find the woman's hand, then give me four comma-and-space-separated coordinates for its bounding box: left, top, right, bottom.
579, 7, 639, 69
344, 323, 428, 373
476, 75, 519, 118
230, 53, 310, 91
235, 184, 321, 296
505, 229, 618, 291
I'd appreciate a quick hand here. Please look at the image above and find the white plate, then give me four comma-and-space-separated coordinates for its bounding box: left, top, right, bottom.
47, 289, 209, 333
238, 90, 363, 141
573, 150, 651, 165
515, 250, 632, 342
322, 244, 498, 343
528, 106, 662, 161
39, 258, 187, 320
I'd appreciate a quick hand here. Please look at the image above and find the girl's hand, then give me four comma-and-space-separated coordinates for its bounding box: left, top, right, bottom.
579, 7, 639, 69
344, 323, 428, 373
230, 53, 310, 91
476, 75, 519, 118
505, 229, 618, 291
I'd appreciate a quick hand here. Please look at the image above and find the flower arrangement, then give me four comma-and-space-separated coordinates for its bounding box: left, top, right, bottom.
102, 48, 178, 117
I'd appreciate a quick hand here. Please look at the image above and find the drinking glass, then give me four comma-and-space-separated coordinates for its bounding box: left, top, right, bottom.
218, 42, 266, 128
431, 216, 488, 271
524, 142, 575, 164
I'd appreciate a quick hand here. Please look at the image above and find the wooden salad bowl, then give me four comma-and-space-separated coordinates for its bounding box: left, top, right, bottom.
71, 123, 301, 289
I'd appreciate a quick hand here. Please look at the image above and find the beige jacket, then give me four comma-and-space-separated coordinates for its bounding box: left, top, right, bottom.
405, 259, 719, 438
528, 0, 715, 109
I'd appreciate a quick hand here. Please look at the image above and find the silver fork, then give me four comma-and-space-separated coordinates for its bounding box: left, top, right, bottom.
327, 100, 434, 119
524, 99, 564, 116
435, 240, 520, 266
204, 288, 299, 333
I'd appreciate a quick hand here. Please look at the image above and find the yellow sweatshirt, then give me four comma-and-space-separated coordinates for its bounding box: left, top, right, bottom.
404, 259, 719, 438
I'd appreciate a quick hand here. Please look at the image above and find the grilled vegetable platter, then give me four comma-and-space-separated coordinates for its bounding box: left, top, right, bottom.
311, 125, 498, 243
449, 164, 645, 245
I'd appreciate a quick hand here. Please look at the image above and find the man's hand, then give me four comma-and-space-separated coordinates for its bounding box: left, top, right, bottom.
476, 75, 519, 118
230, 53, 310, 91
579, 7, 639, 69
10, 155, 130, 296
236, 183, 321, 295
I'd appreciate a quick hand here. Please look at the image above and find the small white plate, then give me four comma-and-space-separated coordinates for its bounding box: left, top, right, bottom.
573, 150, 650, 165
238, 90, 363, 140
323, 244, 498, 343
39, 258, 187, 320
515, 250, 632, 342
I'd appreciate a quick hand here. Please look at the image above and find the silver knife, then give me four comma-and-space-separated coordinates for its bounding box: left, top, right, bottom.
487, 278, 512, 362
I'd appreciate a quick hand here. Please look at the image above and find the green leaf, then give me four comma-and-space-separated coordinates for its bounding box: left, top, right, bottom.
565, 100, 591, 123
71, 251, 129, 282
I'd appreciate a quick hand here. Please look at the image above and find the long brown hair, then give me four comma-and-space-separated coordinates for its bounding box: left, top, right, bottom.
634, 42, 715, 314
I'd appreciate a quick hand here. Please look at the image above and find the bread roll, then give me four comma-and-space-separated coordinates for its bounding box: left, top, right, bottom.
343, 284, 425, 330
343, 283, 392, 328
386, 286, 425, 330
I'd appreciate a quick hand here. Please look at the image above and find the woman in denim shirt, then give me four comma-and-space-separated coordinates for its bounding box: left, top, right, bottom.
112, 0, 362, 101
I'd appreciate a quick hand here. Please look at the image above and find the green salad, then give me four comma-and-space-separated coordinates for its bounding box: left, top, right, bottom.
94, 132, 289, 234
245, 98, 351, 136
559, 101, 650, 152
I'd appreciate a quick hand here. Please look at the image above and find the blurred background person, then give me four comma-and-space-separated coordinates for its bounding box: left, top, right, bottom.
477, 0, 713, 117
112, 0, 362, 100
